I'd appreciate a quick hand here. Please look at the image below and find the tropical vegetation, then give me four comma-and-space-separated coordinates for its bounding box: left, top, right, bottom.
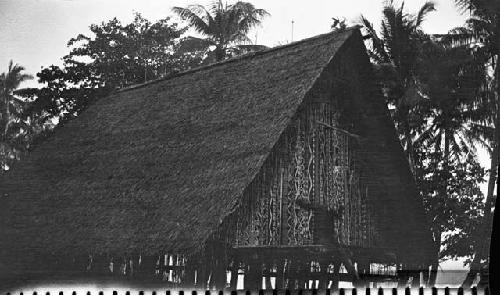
172, 0, 269, 62
360, 0, 498, 286
1, 0, 497, 287
0, 61, 33, 171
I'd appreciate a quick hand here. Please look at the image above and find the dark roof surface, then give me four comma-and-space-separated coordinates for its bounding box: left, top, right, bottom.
1, 29, 358, 256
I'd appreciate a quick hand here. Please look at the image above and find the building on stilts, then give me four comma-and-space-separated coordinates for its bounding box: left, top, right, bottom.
0, 28, 434, 290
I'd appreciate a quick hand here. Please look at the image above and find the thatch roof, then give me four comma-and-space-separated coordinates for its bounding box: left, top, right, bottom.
0, 28, 433, 263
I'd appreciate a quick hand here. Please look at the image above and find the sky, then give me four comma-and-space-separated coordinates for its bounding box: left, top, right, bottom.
0, 0, 492, 273
0, 0, 468, 88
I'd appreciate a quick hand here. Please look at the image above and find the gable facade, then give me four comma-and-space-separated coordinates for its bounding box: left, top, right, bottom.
0, 29, 433, 288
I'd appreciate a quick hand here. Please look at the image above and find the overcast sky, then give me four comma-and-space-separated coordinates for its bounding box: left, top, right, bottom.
0, 0, 467, 88
0, 0, 489, 272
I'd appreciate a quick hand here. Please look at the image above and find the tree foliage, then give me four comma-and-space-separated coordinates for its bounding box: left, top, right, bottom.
0, 61, 33, 171
415, 142, 486, 261
5, 9, 273, 170
172, 0, 269, 61
445, 0, 499, 286
21, 13, 203, 127
360, 1, 492, 285
360, 1, 435, 174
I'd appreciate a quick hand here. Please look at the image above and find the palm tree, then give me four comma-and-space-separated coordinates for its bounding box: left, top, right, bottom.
360, 1, 436, 175
446, 0, 499, 287
172, 0, 269, 62
409, 39, 488, 286
0, 60, 33, 170
416, 42, 486, 158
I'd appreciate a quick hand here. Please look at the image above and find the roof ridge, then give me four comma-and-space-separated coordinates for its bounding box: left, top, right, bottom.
117, 27, 359, 94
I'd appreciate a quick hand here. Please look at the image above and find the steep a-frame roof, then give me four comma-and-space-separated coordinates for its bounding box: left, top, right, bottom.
0, 28, 432, 263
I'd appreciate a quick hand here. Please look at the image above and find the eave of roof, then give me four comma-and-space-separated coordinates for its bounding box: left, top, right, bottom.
0, 28, 359, 257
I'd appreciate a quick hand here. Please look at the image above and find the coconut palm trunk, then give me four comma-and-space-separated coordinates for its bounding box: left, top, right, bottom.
3, 92, 9, 139
461, 143, 497, 287
214, 44, 226, 61
458, 46, 498, 288
402, 112, 417, 176
429, 229, 442, 286
462, 58, 500, 287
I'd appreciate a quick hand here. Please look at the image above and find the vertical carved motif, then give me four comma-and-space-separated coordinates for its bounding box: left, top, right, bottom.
288, 118, 313, 245
234, 102, 378, 248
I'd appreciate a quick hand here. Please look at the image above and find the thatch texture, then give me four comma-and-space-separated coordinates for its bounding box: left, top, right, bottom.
0, 29, 355, 256
0, 28, 433, 267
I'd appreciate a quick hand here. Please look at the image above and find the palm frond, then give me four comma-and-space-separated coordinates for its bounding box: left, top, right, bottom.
174, 1, 268, 60
456, 130, 478, 155
454, 0, 472, 12
172, 6, 211, 35
381, 3, 402, 62
231, 3, 269, 35
463, 124, 493, 153
414, 123, 438, 146
359, 15, 390, 63
209, 0, 224, 15
415, 1, 436, 28
454, 0, 500, 14
465, 17, 493, 36
237, 14, 264, 35
1, 61, 33, 96
469, 122, 496, 141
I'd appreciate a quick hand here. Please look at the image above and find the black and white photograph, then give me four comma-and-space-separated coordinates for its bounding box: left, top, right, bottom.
0, 0, 498, 293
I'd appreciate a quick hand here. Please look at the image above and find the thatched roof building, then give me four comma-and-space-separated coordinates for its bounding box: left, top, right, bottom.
0, 28, 434, 288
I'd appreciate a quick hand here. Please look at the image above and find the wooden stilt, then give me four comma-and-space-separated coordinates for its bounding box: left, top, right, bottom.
331, 260, 341, 291
319, 261, 330, 290
276, 260, 285, 290
229, 259, 239, 290
397, 268, 410, 288
245, 260, 262, 291
184, 258, 197, 288
265, 266, 273, 290
423, 265, 431, 287
214, 259, 227, 290
285, 259, 296, 290
296, 260, 307, 290
356, 261, 369, 288
197, 255, 209, 290
408, 265, 421, 288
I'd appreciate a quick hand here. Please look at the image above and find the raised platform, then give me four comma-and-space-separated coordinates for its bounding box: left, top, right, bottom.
232, 244, 398, 265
